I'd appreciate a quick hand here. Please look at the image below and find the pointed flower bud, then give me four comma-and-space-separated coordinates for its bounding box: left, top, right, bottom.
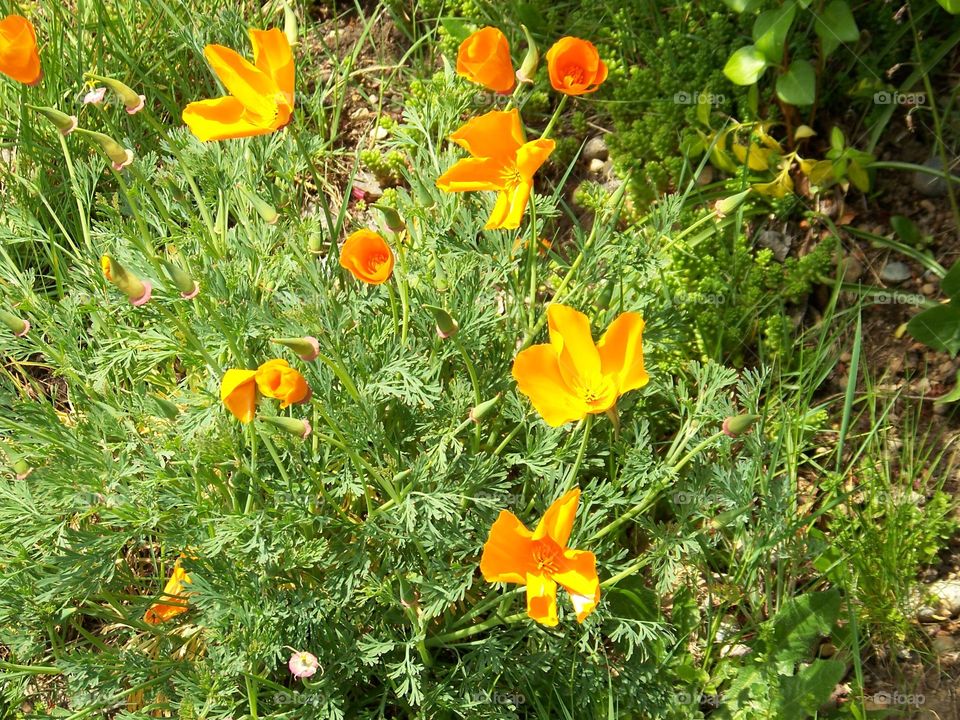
469, 393, 502, 423
423, 305, 459, 339
372, 203, 405, 233
27, 105, 77, 136
0, 309, 29, 337
283, 2, 299, 48
271, 336, 320, 362
83, 73, 145, 114
240, 186, 279, 224
101, 255, 152, 306
722, 413, 760, 438
516, 24, 540, 85
151, 394, 180, 420
75, 129, 134, 171
308, 233, 324, 255
13, 458, 32, 480
713, 189, 752, 218
161, 259, 199, 299
261, 415, 312, 439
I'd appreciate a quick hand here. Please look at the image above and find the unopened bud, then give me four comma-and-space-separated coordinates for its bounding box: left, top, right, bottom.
722, 413, 760, 438
372, 203, 405, 233
83, 73, 145, 114
28, 105, 77, 136
0, 309, 29, 337
469, 393, 502, 423
261, 415, 312, 439
240, 186, 279, 224
75, 129, 134, 171
516, 24, 540, 84
151, 394, 180, 420
13, 458, 32, 480
308, 232, 325, 255
283, 2, 299, 47
423, 305, 459, 339
713, 189, 751, 218
413, 180, 435, 209
101, 255, 152, 306
271, 336, 320, 362
161, 260, 199, 299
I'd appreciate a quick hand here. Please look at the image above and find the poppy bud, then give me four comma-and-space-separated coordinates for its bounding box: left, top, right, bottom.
516, 24, 539, 84
372, 203, 405, 233
240, 186, 279, 224
713, 189, 751, 218
0, 309, 29, 337
469, 393, 502, 423
75, 129, 134, 171
283, 2, 298, 48
271, 336, 320, 362
27, 105, 77, 136
13, 458, 32, 480
722, 413, 760, 438
101, 255, 152, 306
423, 304, 459, 339
151, 394, 180, 420
308, 233, 324, 255
83, 72, 145, 114
261, 415, 312, 439
160, 260, 199, 299
413, 180, 435, 209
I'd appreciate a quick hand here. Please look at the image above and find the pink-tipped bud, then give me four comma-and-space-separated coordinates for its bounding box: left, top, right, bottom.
262, 416, 312, 440
469, 393, 502, 424
83, 73, 145, 115
722, 413, 761, 438
76, 129, 134, 171
161, 259, 199, 299
271, 336, 321, 362
28, 105, 77, 136
101, 255, 152, 306
0, 309, 29, 337
424, 305, 459, 339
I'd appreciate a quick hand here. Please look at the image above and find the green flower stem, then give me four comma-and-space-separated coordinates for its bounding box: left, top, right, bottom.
563, 414, 593, 492
525, 189, 539, 333
245, 422, 259, 513
451, 587, 523, 629
259, 431, 291, 486
492, 421, 524, 456
540, 95, 568, 141
600, 558, 647, 588
397, 243, 410, 345
669, 430, 726, 475
425, 611, 527, 647
245, 674, 259, 720
454, 337, 483, 452
57, 132, 92, 255
0, 660, 61, 675
314, 350, 362, 404
386, 280, 401, 340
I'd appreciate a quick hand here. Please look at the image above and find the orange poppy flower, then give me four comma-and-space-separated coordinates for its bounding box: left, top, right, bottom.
339, 229, 395, 285
545, 37, 607, 96
0, 15, 41, 86
183, 28, 294, 141
480, 488, 600, 626
255, 358, 311, 408
220, 368, 258, 423
436, 109, 554, 230
457, 26, 515, 94
144, 557, 192, 625
512, 304, 648, 427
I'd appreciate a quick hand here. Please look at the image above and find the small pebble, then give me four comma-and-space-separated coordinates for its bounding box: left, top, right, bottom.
913, 156, 949, 197
758, 230, 790, 262
582, 135, 609, 162
880, 261, 912, 284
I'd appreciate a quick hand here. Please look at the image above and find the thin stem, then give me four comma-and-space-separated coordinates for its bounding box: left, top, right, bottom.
563, 414, 593, 492
540, 95, 569, 140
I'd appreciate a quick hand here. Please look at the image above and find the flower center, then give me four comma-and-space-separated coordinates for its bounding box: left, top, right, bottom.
531, 538, 562, 575
580, 375, 615, 408
500, 164, 522, 188
365, 253, 388, 273
562, 64, 586, 85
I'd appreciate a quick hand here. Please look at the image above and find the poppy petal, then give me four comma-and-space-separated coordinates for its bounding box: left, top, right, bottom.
533, 488, 580, 545
597, 312, 649, 394
516, 139, 555, 179
484, 182, 529, 230
512, 344, 590, 426
449, 109, 524, 160
249, 28, 294, 108
220, 368, 258, 423
0, 15, 41, 85
203, 44, 279, 123
480, 510, 533, 584
143, 561, 192, 625
436, 157, 504, 193
525, 572, 558, 626
553, 548, 599, 608
547, 304, 601, 389
182, 97, 277, 141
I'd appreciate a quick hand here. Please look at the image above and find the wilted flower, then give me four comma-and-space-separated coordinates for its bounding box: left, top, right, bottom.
339, 229, 395, 285
515, 24, 539, 85
0, 15, 41, 86
436, 109, 554, 230
183, 28, 294, 141
101, 255, 152, 306
457, 26, 515, 94
288, 650, 319, 679
143, 557, 192, 625
512, 304, 648, 426
83, 86, 107, 105
545, 37, 607, 95
480, 488, 600, 626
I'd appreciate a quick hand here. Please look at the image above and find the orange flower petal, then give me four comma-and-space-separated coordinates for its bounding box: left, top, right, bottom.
545, 37, 607, 96
143, 560, 192, 625
203, 43, 279, 123
249, 28, 294, 108
547, 304, 601, 389
339, 229, 394, 285
0, 15, 41, 85
436, 157, 504, 193
484, 181, 529, 230
480, 510, 533, 584
182, 96, 279, 142
554, 548, 600, 622
597, 312, 649, 395
525, 572, 558, 626
220, 368, 258, 423
449, 109, 524, 160
533, 488, 580, 545
456, 26, 515, 94
516, 139, 555, 178
512, 344, 590, 426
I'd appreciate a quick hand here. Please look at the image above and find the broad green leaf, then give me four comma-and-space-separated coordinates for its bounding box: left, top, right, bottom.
891, 215, 922, 247
937, 0, 960, 13
907, 302, 960, 355
847, 160, 869, 191
935, 369, 960, 405
753, 3, 797, 64
815, 0, 859, 57
724, 46, 769, 85
723, 0, 763, 11
696, 89, 712, 125
439, 17, 472, 42
776, 59, 816, 106
770, 589, 841, 664
830, 126, 845, 151
777, 660, 847, 720
941, 261, 960, 299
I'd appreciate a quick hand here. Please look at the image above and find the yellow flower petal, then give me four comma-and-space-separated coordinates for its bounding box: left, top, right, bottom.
449, 109, 524, 160
220, 368, 258, 423
554, 548, 600, 622
525, 572, 558, 626
547, 304, 601, 390
182, 96, 278, 142
512, 344, 590, 426
436, 157, 504, 193
249, 28, 294, 108
203, 43, 278, 124
596, 312, 649, 395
